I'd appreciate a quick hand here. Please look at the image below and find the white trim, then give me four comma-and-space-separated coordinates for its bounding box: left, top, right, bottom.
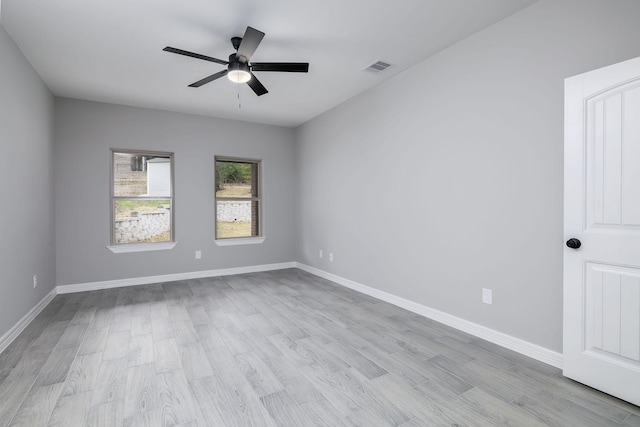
0, 288, 57, 354
215, 237, 266, 246
4, 261, 563, 369
56, 262, 296, 294
295, 263, 564, 369
107, 242, 177, 253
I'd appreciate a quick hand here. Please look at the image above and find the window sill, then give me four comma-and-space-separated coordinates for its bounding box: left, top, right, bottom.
107, 242, 177, 253
214, 237, 266, 246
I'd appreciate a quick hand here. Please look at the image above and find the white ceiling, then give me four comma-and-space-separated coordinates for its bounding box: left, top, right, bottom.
1, 0, 536, 127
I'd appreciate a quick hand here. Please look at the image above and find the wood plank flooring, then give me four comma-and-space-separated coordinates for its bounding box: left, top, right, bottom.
0, 268, 639, 426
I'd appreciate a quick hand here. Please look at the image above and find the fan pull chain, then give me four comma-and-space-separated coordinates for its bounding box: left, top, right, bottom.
237, 82, 242, 109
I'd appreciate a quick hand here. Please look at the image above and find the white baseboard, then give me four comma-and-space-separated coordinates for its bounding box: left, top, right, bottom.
296, 263, 563, 369
56, 262, 297, 294
4, 261, 563, 369
0, 288, 57, 354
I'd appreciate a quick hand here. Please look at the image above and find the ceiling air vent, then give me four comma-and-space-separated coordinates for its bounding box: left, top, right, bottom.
364, 60, 391, 73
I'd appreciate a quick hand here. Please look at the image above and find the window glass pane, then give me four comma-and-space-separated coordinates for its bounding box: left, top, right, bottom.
215, 161, 254, 198
216, 200, 259, 238
114, 153, 171, 197
114, 199, 171, 244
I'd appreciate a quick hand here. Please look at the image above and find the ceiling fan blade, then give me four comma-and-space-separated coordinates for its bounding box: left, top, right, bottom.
247, 73, 268, 96
188, 69, 228, 88
236, 26, 265, 62
251, 62, 309, 73
163, 47, 228, 65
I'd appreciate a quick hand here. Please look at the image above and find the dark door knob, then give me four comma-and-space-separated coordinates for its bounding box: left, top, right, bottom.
566, 238, 581, 249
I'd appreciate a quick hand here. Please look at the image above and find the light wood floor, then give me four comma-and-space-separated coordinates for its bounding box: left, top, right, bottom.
0, 269, 639, 426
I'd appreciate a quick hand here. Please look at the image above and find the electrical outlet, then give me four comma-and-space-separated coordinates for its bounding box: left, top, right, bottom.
329, 253, 334, 262
33, 274, 38, 288
319, 249, 323, 259
195, 250, 202, 259
482, 288, 492, 304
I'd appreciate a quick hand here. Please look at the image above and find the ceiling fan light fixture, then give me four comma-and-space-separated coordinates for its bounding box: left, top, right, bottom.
227, 62, 251, 83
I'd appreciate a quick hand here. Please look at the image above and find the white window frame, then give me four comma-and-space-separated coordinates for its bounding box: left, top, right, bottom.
107, 149, 176, 253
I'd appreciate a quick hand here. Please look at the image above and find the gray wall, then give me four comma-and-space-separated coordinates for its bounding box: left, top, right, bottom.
294, 0, 640, 352
0, 25, 56, 336
55, 98, 296, 285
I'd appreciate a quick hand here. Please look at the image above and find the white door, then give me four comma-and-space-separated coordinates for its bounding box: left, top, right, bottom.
564, 56, 640, 406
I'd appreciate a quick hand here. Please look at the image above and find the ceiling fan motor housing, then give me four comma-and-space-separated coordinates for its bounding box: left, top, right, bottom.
227, 59, 251, 83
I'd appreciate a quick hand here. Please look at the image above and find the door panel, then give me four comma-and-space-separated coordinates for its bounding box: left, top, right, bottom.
564, 56, 640, 406
623, 86, 640, 225
587, 82, 640, 229
584, 263, 640, 362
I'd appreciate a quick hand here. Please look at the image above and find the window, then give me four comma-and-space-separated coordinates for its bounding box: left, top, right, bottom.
110, 149, 174, 246
215, 157, 261, 240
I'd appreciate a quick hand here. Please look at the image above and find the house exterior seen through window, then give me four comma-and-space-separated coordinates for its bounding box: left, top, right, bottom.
215, 157, 261, 239
111, 149, 174, 245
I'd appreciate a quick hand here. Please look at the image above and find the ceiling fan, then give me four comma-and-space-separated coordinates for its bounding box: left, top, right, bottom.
163, 26, 309, 96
